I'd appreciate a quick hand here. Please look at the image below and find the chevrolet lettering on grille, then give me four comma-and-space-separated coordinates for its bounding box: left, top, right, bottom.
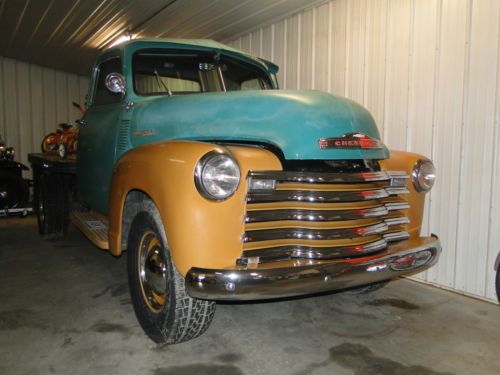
318, 133, 383, 149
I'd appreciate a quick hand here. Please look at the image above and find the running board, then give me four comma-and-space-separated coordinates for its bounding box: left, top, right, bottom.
70, 210, 109, 249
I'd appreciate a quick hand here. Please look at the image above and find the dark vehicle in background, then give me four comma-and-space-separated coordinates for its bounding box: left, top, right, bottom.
0, 136, 31, 216
495, 252, 500, 303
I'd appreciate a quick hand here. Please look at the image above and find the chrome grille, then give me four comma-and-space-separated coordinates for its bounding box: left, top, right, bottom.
239, 170, 410, 265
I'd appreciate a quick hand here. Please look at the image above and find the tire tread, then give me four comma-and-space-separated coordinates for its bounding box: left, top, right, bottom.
128, 198, 215, 344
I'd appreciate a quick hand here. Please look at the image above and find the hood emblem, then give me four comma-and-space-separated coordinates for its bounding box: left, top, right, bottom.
318, 133, 383, 150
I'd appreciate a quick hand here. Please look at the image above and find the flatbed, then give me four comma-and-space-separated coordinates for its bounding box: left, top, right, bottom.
28, 153, 77, 174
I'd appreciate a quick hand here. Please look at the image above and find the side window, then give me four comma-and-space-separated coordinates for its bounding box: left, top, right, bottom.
93, 57, 123, 106
241, 78, 264, 90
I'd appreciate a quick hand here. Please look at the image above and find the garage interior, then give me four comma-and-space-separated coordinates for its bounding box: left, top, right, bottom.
0, 0, 499, 374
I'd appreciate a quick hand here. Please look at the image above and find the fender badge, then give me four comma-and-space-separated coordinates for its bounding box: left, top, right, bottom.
133, 129, 156, 138
318, 133, 383, 150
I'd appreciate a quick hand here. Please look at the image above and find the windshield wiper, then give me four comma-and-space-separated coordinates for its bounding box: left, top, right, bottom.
154, 69, 172, 96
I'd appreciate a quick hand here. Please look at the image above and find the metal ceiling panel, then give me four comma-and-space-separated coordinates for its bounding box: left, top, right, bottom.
0, 0, 326, 75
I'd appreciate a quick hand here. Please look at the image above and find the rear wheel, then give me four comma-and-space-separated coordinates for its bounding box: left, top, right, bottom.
33, 169, 71, 238
127, 199, 215, 344
496, 267, 500, 304
35, 176, 49, 235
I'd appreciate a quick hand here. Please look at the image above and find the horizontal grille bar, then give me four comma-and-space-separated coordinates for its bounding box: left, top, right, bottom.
384, 217, 410, 226
249, 170, 408, 184
238, 239, 389, 264
245, 205, 389, 223
247, 189, 392, 203
385, 187, 410, 195
243, 222, 389, 242
383, 231, 410, 242
385, 201, 410, 211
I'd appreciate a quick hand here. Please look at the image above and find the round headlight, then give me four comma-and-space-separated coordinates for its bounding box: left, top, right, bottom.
412, 159, 435, 192
195, 151, 240, 201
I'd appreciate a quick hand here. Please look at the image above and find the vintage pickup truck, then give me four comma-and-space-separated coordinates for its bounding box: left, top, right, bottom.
29, 39, 441, 344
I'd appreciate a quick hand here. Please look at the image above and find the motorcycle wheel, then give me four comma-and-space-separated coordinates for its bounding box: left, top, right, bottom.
58, 143, 67, 159
41, 134, 57, 152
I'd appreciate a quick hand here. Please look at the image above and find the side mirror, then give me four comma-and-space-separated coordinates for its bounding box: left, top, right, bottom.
105, 73, 126, 95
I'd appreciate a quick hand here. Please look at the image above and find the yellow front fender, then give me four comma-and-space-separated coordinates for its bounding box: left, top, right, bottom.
108, 141, 281, 275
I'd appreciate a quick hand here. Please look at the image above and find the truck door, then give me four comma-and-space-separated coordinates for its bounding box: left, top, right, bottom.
77, 56, 124, 214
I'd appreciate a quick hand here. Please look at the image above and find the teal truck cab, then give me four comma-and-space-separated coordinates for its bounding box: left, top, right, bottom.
29, 39, 441, 344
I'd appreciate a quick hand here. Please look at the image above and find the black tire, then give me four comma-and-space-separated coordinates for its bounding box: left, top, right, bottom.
0, 171, 28, 210
495, 268, 500, 304
127, 199, 215, 344
33, 169, 71, 238
35, 174, 49, 235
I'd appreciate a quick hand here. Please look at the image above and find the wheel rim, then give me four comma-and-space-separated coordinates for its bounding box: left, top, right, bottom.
138, 231, 168, 313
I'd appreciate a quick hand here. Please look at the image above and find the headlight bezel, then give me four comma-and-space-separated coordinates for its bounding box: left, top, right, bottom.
194, 150, 241, 201
412, 159, 436, 192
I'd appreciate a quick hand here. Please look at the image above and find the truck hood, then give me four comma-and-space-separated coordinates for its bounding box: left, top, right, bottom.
130, 90, 389, 160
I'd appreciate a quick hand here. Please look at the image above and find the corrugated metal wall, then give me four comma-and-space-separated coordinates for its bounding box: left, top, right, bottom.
226, 0, 500, 302
0, 57, 87, 173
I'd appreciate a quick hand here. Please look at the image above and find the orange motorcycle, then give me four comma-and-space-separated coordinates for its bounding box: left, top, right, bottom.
41, 102, 83, 158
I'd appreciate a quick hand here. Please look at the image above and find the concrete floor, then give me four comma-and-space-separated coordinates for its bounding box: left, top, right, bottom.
0, 217, 499, 375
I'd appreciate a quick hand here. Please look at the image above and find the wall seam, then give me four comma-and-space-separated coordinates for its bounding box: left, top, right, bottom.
406, 0, 416, 152
327, 1, 333, 93
283, 19, 287, 88
484, 0, 500, 297
312, 7, 317, 90
297, 13, 302, 89
14, 61, 21, 156
0, 58, 5, 139
344, 0, 350, 97
454, 0, 473, 291
429, 0, 443, 283
382, 0, 392, 142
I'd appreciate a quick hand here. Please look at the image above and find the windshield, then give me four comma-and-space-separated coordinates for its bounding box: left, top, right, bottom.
133, 49, 273, 96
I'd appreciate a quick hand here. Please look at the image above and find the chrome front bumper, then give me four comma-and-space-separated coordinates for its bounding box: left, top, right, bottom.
185, 235, 441, 301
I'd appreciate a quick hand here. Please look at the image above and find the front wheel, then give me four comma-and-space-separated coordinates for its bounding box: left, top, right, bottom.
127, 200, 215, 344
